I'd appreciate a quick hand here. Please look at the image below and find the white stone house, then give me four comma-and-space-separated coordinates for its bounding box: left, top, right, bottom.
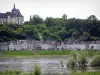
17, 40, 27, 50
89, 44, 100, 50
9, 41, 17, 50
0, 42, 8, 50
2, 40, 100, 50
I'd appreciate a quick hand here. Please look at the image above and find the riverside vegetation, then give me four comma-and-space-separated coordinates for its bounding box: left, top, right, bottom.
0, 70, 100, 75
0, 65, 41, 75
67, 50, 100, 67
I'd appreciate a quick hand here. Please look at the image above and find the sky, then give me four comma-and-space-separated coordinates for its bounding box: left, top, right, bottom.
0, 0, 100, 21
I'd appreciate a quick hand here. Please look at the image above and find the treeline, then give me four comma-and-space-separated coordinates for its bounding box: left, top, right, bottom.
0, 14, 100, 42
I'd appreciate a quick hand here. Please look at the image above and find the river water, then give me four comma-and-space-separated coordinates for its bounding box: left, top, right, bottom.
0, 56, 100, 75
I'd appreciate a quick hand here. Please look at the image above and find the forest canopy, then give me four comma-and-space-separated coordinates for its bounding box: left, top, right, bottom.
0, 14, 100, 42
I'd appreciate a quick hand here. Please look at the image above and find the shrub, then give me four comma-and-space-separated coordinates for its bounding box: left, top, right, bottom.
21, 72, 32, 75
91, 55, 100, 67
68, 50, 88, 67
59, 58, 64, 67
70, 50, 78, 60
67, 56, 75, 68
77, 51, 88, 67
34, 65, 41, 75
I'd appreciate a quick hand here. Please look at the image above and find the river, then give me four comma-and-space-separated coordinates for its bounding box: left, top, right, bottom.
0, 56, 100, 75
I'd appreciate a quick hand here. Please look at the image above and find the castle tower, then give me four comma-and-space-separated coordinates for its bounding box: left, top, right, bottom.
14, 4, 15, 8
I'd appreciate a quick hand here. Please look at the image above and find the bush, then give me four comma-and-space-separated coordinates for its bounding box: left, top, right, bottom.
3, 69, 20, 74
59, 58, 64, 67
21, 72, 32, 75
34, 65, 41, 75
77, 51, 88, 67
67, 57, 75, 68
71, 72, 100, 75
70, 50, 78, 60
91, 55, 100, 67
68, 50, 88, 67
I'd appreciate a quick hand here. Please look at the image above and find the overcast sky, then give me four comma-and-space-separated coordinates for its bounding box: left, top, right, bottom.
0, 0, 100, 21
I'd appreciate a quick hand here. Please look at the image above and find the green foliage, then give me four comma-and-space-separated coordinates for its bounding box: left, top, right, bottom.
33, 65, 41, 75
91, 55, 100, 67
59, 58, 64, 67
3, 69, 20, 75
30, 14, 44, 25
45, 17, 55, 27
60, 59, 63, 65
71, 72, 100, 75
0, 14, 100, 41
67, 57, 75, 68
21, 72, 32, 75
72, 31, 80, 39
16, 28, 23, 34
81, 32, 90, 41
0, 69, 32, 75
77, 51, 88, 67
68, 50, 88, 67
70, 50, 78, 59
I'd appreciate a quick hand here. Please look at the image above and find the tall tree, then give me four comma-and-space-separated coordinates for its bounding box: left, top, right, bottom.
30, 14, 44, 25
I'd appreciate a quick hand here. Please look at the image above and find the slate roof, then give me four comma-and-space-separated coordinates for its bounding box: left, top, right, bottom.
0, 13, 7, 18
0, 5, 23, 18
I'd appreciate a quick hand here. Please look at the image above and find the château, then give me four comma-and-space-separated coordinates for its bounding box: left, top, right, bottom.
0, 4, 24, 25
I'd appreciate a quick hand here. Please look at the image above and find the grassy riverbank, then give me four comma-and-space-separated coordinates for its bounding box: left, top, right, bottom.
71, 72, 100, 75
0, 50, 100, 58
37, 50, 100, 56
0, 70, 100, 75
0, 50, 34, 58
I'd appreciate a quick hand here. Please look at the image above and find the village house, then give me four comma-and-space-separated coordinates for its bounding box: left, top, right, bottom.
0, 42, 8, 50
1, 40, 100, 50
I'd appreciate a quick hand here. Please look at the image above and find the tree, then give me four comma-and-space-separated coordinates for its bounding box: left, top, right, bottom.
62, 14, 67, 19
59, 30, 68, 40
82, 32, 90, 41
42, 30, 51, 40
45, 17, 55, 27
30, 14, 44, 25
71, 31, 80, 39
16, 28, 23, 34
87, 15, 97, 20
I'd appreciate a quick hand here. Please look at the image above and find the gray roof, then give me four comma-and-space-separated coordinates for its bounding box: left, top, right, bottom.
0, 13, 7, 18
0, 5, 23, 18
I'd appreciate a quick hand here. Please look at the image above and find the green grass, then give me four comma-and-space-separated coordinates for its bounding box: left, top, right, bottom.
0, 50, 100, 58
0, 70, 100, 75
0, 50, 34, 58
38, 50, 100, 56
71, 72, 100, 75
37, 50, 71, 55
86, 50, 100, 56
0, 69, 33, 75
